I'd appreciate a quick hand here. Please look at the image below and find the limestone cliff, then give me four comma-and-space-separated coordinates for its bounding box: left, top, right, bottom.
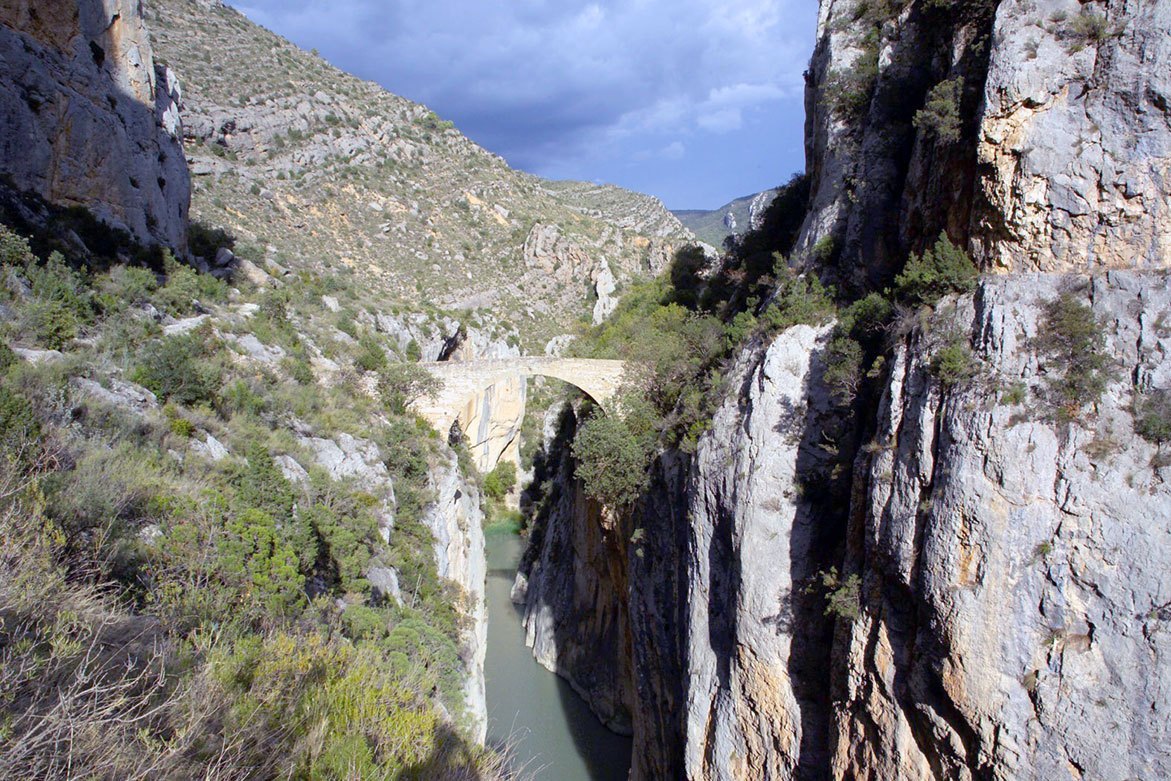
799, 0, 1170, 288
832, 273, 1171, 780
512, 0, 1171, 777
0, 0, 189, 250
424, 446, 489, 743
515, 404, 637, 734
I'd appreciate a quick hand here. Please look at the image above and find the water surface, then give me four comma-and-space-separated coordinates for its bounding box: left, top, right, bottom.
484, 531, 632, 780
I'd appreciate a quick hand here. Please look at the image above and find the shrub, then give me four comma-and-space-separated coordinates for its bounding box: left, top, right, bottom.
355, 333, 388, 372
1065, 10, 1115, 50
809, 567, 861, 620
208, 632, 448, 777
218, 507, 305, 619
930, 338, 978, 387
1134, 389, 1171, 444
282, 355, 314, 385
761, 270, 836, 333
20, 251, 95, 348
164, 403, 195, 437
0, 224, 35, 266
0, 384, 40, 469
823, 336, 864, 405
1000, 381, 1028, 406
377, 363, 440, 413
913, 78, 963, 143
130, 329, 224, 405
482, 460, 517, 501
1033, 291, 1111, 416
893, 233, 978, 307
152, 255, 227, 316
97, 265, 158, 311
302, 501, 376, 593
572, 413, 651, 508
0, 340, 15, 373
824, 41, 879, 119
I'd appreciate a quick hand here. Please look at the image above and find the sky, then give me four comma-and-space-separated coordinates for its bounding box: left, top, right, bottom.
234, 0, 818, 211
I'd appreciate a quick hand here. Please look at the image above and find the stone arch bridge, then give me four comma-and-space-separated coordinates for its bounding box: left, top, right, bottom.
411, 357, 628, 436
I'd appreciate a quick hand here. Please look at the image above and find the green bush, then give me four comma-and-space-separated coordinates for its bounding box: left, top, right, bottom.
377, 363, 440, 413
0, 224, 35, 266
808, 567, 861, 620
823, 336, 864, 405
0, 384, 40, 468
130, 329, 224, 405
282, 355, 315, 385
572, 413, 651, 508
1034, 292, 1111, 416
0, 340, 15, 374
218, 507, 306, 619
303, 501, 376, 593
20, 251, 95, 348
824, 41, 879, 119
355, 333, 389, 372
482, 460, 517, 501
164, 404, 195, 437
97, 265, 158, 312
930, 338, 978, 387
893, 233, 978, 307
1134, 389, 1171, 444
913, 78, 963, 143
152, 255, 227, 316
761, 270, 836, 333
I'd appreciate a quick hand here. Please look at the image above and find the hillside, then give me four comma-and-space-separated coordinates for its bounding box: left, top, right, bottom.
144, 0, 695, 350
672, 188, 778, 247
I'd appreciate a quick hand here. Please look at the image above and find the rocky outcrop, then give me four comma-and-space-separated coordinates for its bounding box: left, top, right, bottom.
974, 0, 1171, 272
677, 323, 842, 779
831, 272, 1171, 780
515, 404, 637, 734
423, 448, 489, 743
0, 0, 189, 250
800, 0, 1170, 286
508, 0, 1171, 778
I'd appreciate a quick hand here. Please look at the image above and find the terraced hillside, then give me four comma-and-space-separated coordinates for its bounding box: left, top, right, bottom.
146, 0, 695, 349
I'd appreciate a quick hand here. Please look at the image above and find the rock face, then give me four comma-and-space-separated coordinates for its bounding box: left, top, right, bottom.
679, 323, 841, 779
832, 273, 1171, 780
516, 404, 636, 734
799, 0, 1170, 288
515, 0, 1171, 776
975, 0, 1171, 272
423, 448, 489, 743
0, 0, 189, 250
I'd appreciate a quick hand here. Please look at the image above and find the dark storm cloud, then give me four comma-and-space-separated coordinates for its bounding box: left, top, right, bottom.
234, 0, 816, 207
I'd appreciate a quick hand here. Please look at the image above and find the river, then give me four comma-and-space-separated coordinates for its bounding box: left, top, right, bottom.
484, 530, 633, 780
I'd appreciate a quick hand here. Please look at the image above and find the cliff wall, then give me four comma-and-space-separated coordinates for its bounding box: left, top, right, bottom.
799, 0, 1170, 288
0, 0, 189, 249
512, 0, 1171, 777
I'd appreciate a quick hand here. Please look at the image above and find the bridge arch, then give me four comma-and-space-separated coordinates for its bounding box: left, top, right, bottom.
410, 357, 628, 439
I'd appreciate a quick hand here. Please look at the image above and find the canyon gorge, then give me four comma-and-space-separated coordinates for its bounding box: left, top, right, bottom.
0, 0, 1167, 778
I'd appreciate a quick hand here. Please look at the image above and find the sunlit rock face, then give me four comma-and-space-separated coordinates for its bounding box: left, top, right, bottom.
0, 0, 190, 250
799, 0, 1170, 291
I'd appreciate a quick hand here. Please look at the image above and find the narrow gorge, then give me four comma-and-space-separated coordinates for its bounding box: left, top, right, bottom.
503, 0, 1171, 778
0, 0, 1167, 778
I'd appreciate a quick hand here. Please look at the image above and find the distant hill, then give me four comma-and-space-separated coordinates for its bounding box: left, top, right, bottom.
145, 0, 695, 348
673, 189, 779, 248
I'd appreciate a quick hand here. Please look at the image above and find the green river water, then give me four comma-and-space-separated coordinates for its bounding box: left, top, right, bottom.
484, 530, 633, 780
